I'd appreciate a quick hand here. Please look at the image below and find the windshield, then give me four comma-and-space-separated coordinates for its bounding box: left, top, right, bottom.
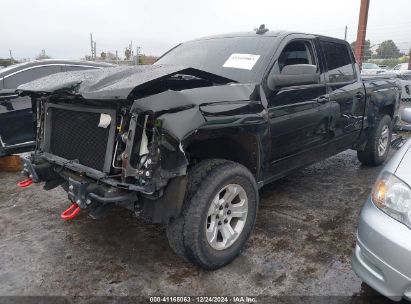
156, 36, 277, 83
362, 63, 380, 69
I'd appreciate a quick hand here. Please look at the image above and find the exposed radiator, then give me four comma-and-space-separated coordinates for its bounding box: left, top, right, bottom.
45, 105, 116, 172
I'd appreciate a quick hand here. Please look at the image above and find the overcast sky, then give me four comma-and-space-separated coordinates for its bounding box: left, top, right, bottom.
1, 0, 410, 60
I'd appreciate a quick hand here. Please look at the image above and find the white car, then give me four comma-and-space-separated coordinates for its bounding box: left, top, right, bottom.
392, 63, 410, 74
393, 65, 411, 101
378, 63, 411, 101
361, 62, 387, 75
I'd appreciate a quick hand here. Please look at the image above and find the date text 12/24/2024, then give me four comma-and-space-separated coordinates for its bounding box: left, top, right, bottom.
149, 296, 257, 303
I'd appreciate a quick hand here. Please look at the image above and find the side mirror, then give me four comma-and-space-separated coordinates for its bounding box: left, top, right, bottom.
268, 64, 319, 90
401, 107, 411, 124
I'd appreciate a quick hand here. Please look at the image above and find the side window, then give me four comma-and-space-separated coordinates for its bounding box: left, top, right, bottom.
267, 40, 319, 90
3, 65, 62, 89
321, 41, 355, 83
277, 40, 317, 71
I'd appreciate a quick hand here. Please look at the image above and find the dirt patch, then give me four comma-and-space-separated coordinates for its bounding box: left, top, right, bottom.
0, 150, 392, 297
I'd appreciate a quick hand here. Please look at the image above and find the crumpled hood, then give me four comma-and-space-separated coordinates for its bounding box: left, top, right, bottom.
17, 64, 233, 100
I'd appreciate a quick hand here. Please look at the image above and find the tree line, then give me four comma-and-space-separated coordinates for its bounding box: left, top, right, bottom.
350, 40, 406, 59
350, 40, 410, 68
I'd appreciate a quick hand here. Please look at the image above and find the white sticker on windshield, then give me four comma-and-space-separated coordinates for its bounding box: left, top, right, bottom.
222, 53, 260, 70
98, 113, 112, 128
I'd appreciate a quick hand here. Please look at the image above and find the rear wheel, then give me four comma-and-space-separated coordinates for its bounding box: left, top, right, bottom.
166, 159, 258, 269
357, 115, 392, 166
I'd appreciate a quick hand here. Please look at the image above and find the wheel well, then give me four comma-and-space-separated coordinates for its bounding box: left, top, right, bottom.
379, 104, 395, 118
186, 134, 259, 177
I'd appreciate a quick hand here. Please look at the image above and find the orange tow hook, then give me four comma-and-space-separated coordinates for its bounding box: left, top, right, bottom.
17, 178, 33, 188
61, 202, 81, 220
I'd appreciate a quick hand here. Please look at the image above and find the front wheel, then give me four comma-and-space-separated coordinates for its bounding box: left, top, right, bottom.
166, 159, 258, 270
357, 114, 392, 166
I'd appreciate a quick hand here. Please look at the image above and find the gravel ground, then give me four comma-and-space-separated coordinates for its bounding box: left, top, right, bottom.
0, 149, 407, 303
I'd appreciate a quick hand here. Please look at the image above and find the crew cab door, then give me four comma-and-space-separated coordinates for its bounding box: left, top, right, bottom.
263, 36, 331, 176
319, 39, 366, 146
0, 65, 62, 155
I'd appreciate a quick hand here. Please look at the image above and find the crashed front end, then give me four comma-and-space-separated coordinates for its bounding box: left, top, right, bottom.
17, 65, 231, 222
22, 98, 187, 222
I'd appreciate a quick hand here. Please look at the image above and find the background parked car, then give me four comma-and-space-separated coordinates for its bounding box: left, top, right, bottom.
392, 63, 410, 73
361, 62, 387, 75
379, 64, 411, 102
399, 77, 411, 102
0, 60, 114, 156
352, 108, 411, 302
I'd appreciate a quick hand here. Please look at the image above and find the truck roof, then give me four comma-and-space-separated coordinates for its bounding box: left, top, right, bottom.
189, 30, 348, 44
192, 30, 285, 40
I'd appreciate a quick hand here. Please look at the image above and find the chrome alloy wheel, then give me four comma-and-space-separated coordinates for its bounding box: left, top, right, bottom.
378, 125, 389, 157
205, 184, 248, 250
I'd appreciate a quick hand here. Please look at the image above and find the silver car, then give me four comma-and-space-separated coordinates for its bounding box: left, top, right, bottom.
352, 109, 411, 301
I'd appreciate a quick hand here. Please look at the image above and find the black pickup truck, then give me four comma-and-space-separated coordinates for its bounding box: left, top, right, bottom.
18, 29, 400, 269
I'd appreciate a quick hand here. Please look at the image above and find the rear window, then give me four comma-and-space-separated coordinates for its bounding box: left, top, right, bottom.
320, 41, 356, 83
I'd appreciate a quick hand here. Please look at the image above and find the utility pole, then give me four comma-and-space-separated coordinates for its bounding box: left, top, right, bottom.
136, 46, 142, 65
90, 33, 94, 60
9, 50, 13, 65
355, 0, 370, 67
90, 33, 97, 60
130, 41, 133, 61
408, 49, 411, 70
344, 26, 348, 41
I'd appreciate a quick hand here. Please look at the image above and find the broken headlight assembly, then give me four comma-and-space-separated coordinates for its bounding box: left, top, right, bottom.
371, 172, 411, 228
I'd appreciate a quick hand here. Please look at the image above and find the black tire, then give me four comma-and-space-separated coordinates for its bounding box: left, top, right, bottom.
166, 159, 258, 270
166, 159, 227, 261
357, 114, 392, 166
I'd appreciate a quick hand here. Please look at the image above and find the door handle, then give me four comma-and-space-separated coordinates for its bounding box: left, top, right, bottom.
316, 96, 329, 104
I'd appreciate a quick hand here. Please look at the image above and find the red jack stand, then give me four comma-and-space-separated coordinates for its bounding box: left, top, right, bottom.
61, 203, 80, 220
17, 178, 33, 188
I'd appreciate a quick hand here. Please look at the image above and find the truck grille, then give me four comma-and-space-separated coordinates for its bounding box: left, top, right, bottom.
47, 107, 114, 172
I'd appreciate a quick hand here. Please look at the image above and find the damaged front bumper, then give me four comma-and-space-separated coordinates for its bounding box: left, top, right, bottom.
20, 153, 187, 223
21, 155, 140, 217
